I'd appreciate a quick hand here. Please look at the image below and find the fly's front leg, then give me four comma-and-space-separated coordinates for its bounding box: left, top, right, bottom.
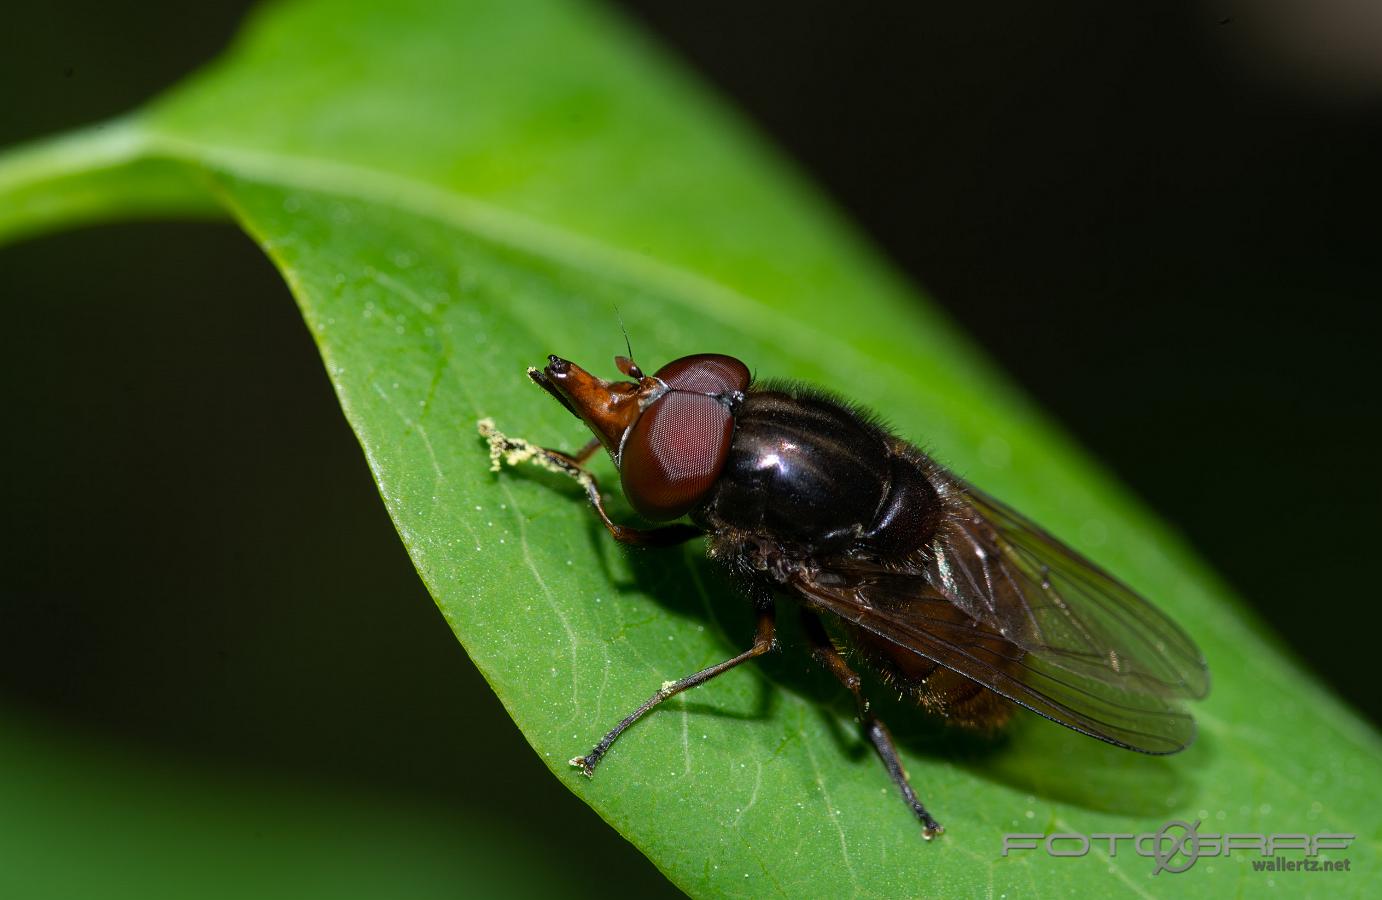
801, 609, 944, 839
478, 418, 702, 547
572, 604, 778, 776
551, 436, 601, 466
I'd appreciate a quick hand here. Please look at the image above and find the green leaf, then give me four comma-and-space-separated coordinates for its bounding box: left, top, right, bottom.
1, 0, 1377, 896
0, 706, 592, 900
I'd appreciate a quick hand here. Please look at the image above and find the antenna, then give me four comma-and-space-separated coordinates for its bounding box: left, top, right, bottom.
613, 307, 643, 379
615, 306, 634, 361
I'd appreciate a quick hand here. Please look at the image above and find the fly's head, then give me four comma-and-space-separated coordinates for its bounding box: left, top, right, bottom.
530, 353, 751, 521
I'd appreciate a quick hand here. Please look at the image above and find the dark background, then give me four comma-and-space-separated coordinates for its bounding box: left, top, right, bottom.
1, 0, 1378, 895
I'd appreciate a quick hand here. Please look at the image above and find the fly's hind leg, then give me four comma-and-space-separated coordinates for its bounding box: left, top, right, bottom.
801, 609, 943, 839
478, 418, 702, 547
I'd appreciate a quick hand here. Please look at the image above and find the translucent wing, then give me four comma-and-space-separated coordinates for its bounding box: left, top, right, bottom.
792, 569, 1198, 753
924, 478, 1209, 701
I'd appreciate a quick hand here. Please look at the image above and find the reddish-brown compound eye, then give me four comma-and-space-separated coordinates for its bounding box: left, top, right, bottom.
654, 354, 750, 395
620, 392, 734, 521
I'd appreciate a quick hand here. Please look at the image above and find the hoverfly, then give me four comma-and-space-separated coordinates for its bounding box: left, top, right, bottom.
480, 352, 1209, 837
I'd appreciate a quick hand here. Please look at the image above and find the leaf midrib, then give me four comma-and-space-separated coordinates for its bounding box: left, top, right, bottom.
160, 138, 875, 343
